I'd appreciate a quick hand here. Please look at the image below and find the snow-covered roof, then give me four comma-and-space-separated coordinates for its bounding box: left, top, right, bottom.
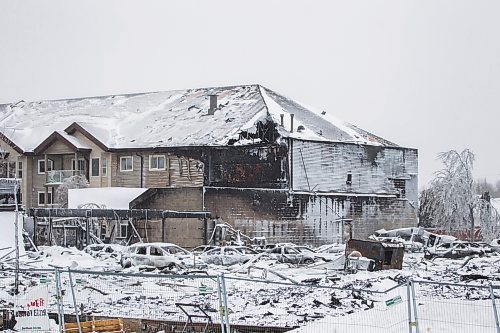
0, 85, 398, 153
68, 187, 148, 209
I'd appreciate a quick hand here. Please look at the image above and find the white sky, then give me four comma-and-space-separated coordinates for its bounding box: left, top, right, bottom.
1, 0, 499, 188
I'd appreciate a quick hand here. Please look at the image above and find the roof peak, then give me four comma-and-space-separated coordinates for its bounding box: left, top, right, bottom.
2, 83, 269, 106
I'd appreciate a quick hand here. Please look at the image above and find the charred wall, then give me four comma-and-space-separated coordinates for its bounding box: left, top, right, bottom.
203, 188, 417, 246
129, 187, 416, 246
205, 145, 287, 188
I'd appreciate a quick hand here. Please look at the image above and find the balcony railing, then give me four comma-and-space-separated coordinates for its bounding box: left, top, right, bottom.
46, 170, 82, 184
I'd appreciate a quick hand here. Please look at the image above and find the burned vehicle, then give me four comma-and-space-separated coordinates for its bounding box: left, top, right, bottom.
424, 241, 491, 259
191, 245, 218, 254
371, 228, 426, 252
490, 239, 500, 253
264, 245, 316, 265
120, 243, 204, 269
84, 244, 126, 259
200, 246, 258, 266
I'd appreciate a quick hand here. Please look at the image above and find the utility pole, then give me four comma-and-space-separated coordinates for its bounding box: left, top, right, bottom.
14, 182, 20, 294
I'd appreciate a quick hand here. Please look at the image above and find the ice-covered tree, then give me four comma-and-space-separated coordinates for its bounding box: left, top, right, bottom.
425, 149, 477, 240
477, 192, 500, 242
55, 174, 89, 208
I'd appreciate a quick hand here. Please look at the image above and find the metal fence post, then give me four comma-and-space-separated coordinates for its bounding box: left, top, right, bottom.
67, 269, 82, 333
406, 280, 413, 333
220, 273, 231, 333
410, 279, 420, 333
489, 284, 500, 333
54, 268, 66, 333
216, 275, 227, 333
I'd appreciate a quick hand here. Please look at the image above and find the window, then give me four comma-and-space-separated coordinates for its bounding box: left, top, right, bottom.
101, 158, 108, 177
38, 191, 53, 205
136, 246, 147, 255
38, 159, 54, 174
120, 156, 133, 172
150, 247, 163, 256
71, 159, 85, 172
392, 179, 406, 198
149, 155, 166, 171
119, 223, 128, 238
91, 158, 100, 177
0, 162, 16, 178
17, 161, 22, 178
346, 172, 352, 186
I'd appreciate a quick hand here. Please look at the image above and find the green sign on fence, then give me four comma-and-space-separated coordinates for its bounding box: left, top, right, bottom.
198, 286, 214, 294
40, 278, 51, 284
385, 295, 402, 307
75, 278, 86, 285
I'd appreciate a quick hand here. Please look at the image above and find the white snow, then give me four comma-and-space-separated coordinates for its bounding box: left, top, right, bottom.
0, 211, 25, 259
291, 293, 495, 333
68, 187, 148, 209
0, 85, 397, 153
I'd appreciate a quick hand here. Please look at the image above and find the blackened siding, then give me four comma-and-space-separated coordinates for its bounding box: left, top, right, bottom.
291, 140, 418, 203
203, 188, 417, 246
207, 145, 287, 188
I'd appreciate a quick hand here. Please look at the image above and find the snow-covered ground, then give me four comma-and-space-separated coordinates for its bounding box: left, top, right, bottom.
1, 243, 500, 332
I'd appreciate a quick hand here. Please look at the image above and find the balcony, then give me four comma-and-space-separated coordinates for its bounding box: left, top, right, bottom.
46, 170, 82, 185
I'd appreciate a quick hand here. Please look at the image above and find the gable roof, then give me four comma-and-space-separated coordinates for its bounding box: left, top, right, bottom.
33, 131, 91, 155
0, 84, 399, 153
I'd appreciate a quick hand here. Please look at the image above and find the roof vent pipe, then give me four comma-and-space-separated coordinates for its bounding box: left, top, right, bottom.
208, 94, 217, 115
290, 114, 294, 133
280, 114, 284, 127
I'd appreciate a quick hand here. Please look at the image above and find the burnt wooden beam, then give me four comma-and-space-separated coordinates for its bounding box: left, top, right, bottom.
27, 208, 211, 219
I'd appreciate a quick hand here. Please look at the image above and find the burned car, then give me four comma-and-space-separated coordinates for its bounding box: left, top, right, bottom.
200, 246, 258, 266
424, 241, 489, 259
120, 243, 205, 269
84, 244, 126, 259
264, 245, 316, 265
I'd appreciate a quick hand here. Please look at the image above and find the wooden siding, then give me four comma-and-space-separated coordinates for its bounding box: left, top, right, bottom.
44, 140, 75, 155
111, 152, 203, 188
71, 131, 108, 188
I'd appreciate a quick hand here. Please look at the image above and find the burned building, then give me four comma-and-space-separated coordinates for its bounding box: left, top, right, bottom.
0, 84, 417, 247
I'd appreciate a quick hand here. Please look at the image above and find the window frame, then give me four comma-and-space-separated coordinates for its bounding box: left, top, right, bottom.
38, 159, 54, 174
71, 158, 86, 172
101, 158, 108, 177
91, 158, 100, 177
149, 155, 166, 171
17, 161, 23, 179
120, 156, 134, 172
119, 223, 128, 238
37, 191, 53, 205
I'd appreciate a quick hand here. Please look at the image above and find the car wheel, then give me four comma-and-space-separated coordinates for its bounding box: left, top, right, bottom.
303, 258, 314, 265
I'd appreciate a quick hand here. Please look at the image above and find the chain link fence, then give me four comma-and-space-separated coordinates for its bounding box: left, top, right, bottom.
1, 268, 500, 333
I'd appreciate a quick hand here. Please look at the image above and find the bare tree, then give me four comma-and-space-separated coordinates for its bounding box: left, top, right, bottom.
55, 174, 89, 208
